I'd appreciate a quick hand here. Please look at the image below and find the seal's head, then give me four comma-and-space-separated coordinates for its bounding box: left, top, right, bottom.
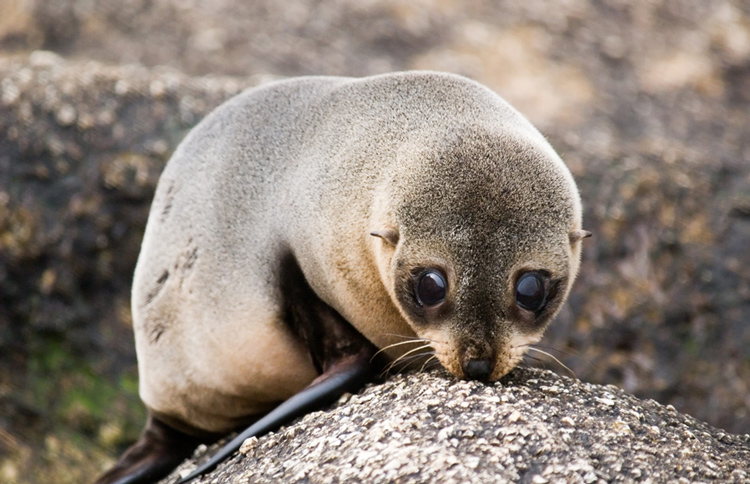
371, 126, 589, 381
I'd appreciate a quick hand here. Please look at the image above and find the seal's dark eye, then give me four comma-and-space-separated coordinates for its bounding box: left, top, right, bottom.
515, 272, 547, 312
416, 270, 447, 307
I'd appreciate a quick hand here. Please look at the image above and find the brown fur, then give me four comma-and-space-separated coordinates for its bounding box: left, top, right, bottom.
131, 71, 585, 434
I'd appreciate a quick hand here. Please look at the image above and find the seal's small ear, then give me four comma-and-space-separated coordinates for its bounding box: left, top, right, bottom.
370, 229, 399, 247
569, 229, 592, 243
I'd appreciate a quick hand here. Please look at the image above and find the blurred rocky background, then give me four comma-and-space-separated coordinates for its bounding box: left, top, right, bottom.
0, 0, 748, 482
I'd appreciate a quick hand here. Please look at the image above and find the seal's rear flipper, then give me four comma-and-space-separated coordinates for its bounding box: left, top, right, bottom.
93, 414, 210, 484
177, 351, 374, 483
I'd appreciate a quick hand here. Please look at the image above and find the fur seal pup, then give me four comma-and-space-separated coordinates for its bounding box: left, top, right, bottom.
95, 71, 590, 484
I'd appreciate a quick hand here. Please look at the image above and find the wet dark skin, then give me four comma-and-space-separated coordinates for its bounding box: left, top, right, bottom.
94, 253, 385, 484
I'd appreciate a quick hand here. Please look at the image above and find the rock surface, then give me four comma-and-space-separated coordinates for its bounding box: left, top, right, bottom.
165, 368, 750, 484
1, 1, 750, 482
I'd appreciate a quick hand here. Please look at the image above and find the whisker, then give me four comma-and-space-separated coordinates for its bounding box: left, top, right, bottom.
519, 354, 550, 373
396, 343, 434, 359
379, 332, 447, 345
525, 346, 577, 379
398, 350, 435, 361
371, 339, 431, 361
390, 351, 434, 373
384, 344, 434, 372
524, 343, 595, 371
419, 354, 439, 373
380, 333, 425, 341
521, 353, 546, 369
382, 343, 434, 375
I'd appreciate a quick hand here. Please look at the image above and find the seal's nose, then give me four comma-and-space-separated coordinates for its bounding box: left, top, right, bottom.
462, 358, 494, 381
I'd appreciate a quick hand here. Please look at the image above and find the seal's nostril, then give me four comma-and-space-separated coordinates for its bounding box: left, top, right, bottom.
463, 359, 494, 381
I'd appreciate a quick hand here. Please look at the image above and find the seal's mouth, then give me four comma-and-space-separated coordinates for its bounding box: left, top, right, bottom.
411, 328, 543, 382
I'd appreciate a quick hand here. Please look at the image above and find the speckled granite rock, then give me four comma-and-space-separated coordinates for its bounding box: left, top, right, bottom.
163, 368, 750, 484
2, 1, 750, 482
0, 52, 256, 481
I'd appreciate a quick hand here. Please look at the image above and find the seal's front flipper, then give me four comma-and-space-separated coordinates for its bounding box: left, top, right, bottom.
177, 351, 374, 483
177, 254, 383, 483
93, 414, 209, 484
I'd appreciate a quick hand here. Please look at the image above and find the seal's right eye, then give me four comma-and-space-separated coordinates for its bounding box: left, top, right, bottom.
515, 272, 547, 313
416, 270, 447, 307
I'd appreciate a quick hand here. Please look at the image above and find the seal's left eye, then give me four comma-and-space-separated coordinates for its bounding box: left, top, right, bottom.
515, 272, 547, 312
416, 270, 447, 307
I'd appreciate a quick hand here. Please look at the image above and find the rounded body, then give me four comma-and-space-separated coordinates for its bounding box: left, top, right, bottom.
133, 72, 584, 433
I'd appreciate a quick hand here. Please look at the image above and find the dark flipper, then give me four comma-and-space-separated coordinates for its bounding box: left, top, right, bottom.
93, 414, 212, 484
178, 254, 384, 483
177, 351, 374, 483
